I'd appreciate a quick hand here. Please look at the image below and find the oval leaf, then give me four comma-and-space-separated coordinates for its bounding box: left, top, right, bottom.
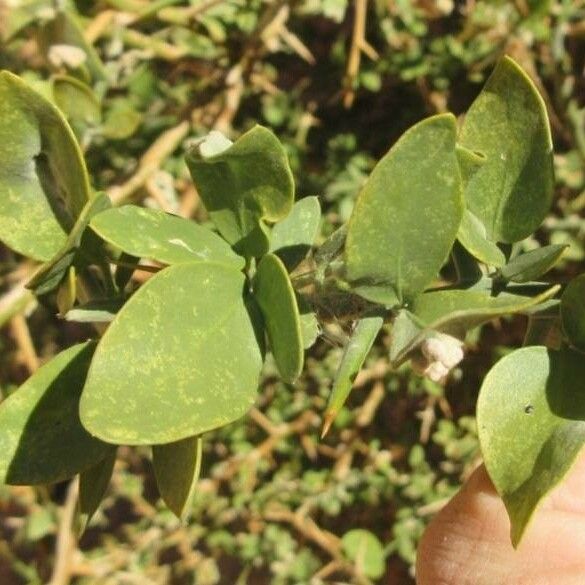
53, 75, 102, 128
77, 448, 117, 534
457, 209, 506, 268
253, 254, 303, 383
393, 284, 559, 365
0, 71, 91, 260
341, 529, 386, 579
499, 244, 568, 283
478, 346, 585, 546
323, 312, 384, 436
80, 263, 263, 445
186, 126, 294, 258
459, 56, 554, 243
350, 284, 400, 308
561, 274, 585, 352
297, 292, 319, 350
345, 113, 463, 302
153, 435, 203, 520
90, 205, 244, 269
0, 342, 110, 485
65, 299, 124, 324
412, 285, 560, 331
299, 311, 319, 350
270, 196, 321, 270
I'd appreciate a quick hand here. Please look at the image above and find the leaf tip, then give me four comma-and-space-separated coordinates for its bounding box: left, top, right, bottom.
321, 412, 335, 439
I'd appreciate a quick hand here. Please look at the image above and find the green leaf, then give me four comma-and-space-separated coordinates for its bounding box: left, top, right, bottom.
297, 292, 319, 350
561, 274, 585, 352
18, 75, 101, 131
456, 144, 486, 186
65, 299, 124, 323
80, 263, 263, 445
345, 113, 463, 302
0, 286, 35, 329
323, 312, 384, 435
77, 449, 117, 534
270, 196, 321, 270
153, 435, 203, 520
299, 311, 320, 350
393, 284, 559, 365
25, 508, 55, 542
101, 101, 143, 140
28, 193, 112, 295
524, 307, 562, 349
451, 240, 483, 282
459, 56, 554, 243
56, 266, 77, 316
457, 209, 506, 267
389, 309, 424, 363
0, 342, 110, 485
412, 285, 560, 331
253, 254, 303, 383
341, 529, 386, 579
90, 205, 244, 269
478, 346, 585, 546
1, 0, 47, 41
244, 293, 267, 360
39, 11, 109, 81
53, 75, 102, 127
0, 71, 91, 260
186, 126, 294, 258
349, 284, 400, 308
499, 244, 568, 283
315, 224, 347, 285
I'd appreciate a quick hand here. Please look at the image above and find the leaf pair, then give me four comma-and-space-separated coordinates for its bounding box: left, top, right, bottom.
344, 56, 555, 306
87, 193, 320, 382
457, 56, 554, 262
186, 126, 295, 258
74, 260, 261, 520
0, 300, 208, 522
80, 199, 316, 517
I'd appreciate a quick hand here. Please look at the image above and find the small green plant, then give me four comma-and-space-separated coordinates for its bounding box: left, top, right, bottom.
0, 54, 582, 547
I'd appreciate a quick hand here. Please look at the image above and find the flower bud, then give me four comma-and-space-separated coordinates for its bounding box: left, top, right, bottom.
410, 332, 464, 382
421, 333, 464, 369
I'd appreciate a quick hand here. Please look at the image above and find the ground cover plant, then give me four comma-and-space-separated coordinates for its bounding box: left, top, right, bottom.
0, 1, 584, 583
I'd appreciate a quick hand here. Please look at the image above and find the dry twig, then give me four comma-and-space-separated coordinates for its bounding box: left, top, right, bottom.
343, 0, 379, 108
108, 121, 190, 205
48, 480, 79, 585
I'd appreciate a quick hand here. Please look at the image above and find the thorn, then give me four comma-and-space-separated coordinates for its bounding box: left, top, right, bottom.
321, 412, 335, 439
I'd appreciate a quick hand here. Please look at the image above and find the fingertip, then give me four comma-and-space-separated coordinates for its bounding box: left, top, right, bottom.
416, 455, 585, 584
